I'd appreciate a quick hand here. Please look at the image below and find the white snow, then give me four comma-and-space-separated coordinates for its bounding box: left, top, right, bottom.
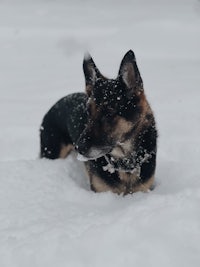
77, 153, 89, 162
0, 0, 200, 266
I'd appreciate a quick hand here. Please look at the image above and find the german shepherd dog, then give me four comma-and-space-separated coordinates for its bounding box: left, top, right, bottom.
40, 50, 157, 195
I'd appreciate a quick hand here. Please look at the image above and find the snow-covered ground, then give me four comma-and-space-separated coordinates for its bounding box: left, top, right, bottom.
0, 0, 200, 266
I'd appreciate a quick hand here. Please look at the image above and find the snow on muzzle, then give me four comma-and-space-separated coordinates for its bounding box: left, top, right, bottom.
76, 145, 112, 161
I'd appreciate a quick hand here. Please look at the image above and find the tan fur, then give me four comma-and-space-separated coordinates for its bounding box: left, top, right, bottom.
59, 144, 73, 158
91, 174, 123, 194
86, 84, 93, 97
119, 170, 154, 194
129, 92, 154, 141
131, 175, 155, 193
110, 99, 153, 158
112, 117, 133, 139
111, 139, 132, 158
139, 93, 153, 124
119, 169, 139, 184
121, 63, 135, 88
90, 172, 154, 195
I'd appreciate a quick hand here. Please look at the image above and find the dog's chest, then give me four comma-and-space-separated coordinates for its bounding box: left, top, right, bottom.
110, 139, 133, 158
107, 140, 139, 173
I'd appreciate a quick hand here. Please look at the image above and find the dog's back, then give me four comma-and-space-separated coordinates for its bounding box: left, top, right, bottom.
40, 93, 87, 159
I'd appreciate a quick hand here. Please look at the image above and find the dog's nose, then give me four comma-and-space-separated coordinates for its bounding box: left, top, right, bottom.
76, 135, 92, 156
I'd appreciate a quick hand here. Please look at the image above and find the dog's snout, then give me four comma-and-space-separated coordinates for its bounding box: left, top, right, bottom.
76, 134, 92, 156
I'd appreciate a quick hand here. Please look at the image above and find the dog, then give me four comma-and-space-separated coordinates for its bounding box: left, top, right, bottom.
40, 50, 157, 195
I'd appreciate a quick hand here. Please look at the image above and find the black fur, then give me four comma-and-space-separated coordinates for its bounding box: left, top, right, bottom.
40, 93, 87, 158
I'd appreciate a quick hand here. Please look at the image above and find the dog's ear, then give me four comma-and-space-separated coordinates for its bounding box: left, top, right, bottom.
83, 53, 103, 96
118, 50, 143, 93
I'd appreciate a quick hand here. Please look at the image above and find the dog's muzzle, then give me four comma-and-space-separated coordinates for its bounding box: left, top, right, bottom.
76, 145, 112, 161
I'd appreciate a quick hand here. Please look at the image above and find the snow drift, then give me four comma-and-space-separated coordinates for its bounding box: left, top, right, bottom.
0, 0, 200, 266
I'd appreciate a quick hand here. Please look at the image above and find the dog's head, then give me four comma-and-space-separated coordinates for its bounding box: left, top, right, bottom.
76, 50, 146, 160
